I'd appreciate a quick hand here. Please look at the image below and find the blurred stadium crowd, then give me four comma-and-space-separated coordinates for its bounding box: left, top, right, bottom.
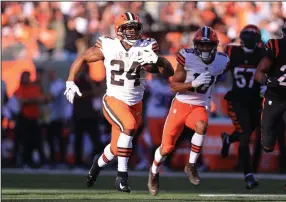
1, 2, 286, 171
2, 2, 286, 60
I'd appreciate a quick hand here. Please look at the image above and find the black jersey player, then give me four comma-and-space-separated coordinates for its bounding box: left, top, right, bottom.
255, 22, 286, 190
220, 25, 265, 189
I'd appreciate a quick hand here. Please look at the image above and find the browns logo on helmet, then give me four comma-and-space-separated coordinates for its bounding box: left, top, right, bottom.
114, 12, 143, 45
193, 26, 219, 64
239, 24, 261, 53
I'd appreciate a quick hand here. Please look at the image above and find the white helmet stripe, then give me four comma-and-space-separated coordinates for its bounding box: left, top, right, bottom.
126, 12, 133, 21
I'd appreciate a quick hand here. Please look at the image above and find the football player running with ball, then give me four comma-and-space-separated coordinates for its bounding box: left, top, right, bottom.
147, 26, 229, 196
64, 12, 174, 193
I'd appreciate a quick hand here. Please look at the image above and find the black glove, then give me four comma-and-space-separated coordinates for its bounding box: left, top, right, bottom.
266, 77, 280, 88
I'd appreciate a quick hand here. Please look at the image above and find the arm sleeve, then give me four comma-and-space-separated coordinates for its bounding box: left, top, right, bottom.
176, 49, 186, 67
145, 38, 159, 53
150, 38, 159, 53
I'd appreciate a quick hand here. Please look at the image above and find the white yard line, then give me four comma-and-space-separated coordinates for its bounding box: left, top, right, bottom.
200, 194, 286, 197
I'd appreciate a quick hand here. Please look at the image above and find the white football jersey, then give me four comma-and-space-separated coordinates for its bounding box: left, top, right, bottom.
146, 78, 174, 118
98, 37, 159, 105
175, 48, 229, 106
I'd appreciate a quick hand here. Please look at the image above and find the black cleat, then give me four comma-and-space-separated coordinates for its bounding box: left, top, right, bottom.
86, 156, 102, 187
245, 174, 259, 189
115, 176, 131, 193
221, 132, 231, 158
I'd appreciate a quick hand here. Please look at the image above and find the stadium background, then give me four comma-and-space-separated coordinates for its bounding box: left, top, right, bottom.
2, 2, 286, 174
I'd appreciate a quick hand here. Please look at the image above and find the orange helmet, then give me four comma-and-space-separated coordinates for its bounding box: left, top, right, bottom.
193, 26, 219, 63
114, 12, 143, 45
239, 24, 261, 53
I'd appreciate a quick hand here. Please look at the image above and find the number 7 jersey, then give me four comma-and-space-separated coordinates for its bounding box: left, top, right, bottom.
96, 36, 159, 105
175, 48, 229, 106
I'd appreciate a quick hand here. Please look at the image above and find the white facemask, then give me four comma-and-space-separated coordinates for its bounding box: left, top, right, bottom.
201, 52, 211, 61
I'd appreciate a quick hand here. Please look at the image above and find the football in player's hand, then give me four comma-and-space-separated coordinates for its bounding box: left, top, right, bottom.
142, 63, 159, 73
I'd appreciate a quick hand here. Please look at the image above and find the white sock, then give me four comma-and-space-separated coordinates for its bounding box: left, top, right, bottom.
151, 147, 166, 174
189, 133, 205, 164
98, 144, 115, 167
117, 133, 133, 172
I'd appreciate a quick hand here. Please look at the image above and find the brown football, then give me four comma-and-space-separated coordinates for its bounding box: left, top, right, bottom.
142, 63, 159, 73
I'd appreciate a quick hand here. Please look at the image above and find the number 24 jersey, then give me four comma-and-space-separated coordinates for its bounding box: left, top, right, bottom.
175, 48, 229, 106
96, 36, 159, 106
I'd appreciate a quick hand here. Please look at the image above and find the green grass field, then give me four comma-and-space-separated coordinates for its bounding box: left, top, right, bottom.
2, 172, 286, 201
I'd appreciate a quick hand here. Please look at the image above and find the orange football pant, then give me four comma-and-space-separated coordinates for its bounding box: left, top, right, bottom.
161, 98, 208, 154
102, 95, 142, 156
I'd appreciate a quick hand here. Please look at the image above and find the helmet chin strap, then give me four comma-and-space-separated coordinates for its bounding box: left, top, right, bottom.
242, 47, 254, 53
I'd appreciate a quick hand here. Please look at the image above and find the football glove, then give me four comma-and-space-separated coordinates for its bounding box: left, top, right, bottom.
191, 71, 212, 88
64, 81, 82, 104
137, 48, 158, 65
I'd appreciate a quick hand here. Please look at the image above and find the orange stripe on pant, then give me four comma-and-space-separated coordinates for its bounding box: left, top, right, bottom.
102, 95, 142, 156
161, 98, 208, 154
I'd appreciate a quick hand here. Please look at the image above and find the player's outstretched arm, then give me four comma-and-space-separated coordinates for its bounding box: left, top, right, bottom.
67, 46, 104, 81
254, 56, 272, 84
64, 45, 104, 104
156, 56, 174, 77
170, 63, 192, 93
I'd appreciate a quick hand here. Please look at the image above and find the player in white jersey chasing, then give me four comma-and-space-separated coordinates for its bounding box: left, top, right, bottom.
147, 26, 229, 196
64, 12, 174, 193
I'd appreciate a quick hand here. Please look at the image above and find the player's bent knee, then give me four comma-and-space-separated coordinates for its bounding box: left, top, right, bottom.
160, 145, 174, 156
123, 122, 137, 135
122, 128, 136, 136
195, 121, 208, 134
